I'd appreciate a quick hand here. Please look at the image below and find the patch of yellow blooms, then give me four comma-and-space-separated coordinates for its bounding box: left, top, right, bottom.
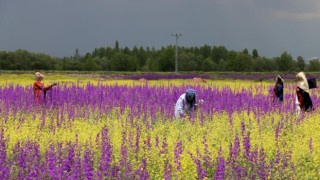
0, 74, 319, 179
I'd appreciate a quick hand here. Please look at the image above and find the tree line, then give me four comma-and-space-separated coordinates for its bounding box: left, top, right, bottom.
1, 41, 320, 72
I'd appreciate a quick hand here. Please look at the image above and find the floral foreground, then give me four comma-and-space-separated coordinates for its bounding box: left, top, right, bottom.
0, 82, 319, 179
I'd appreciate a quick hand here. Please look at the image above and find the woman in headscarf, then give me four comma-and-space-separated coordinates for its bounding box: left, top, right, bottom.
174, 89, 204, 118
33, 72, 57, 103
295, 72, 313, 114
273, 75, 284, 102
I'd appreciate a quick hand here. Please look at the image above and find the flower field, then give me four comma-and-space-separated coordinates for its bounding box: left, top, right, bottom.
0, 74, 319, 179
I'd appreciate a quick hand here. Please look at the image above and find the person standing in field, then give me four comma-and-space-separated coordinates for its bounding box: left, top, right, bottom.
33, 72, 57, 104
175, 89, 204, 118
273, 75, 284, 102
295, 72, 313, 114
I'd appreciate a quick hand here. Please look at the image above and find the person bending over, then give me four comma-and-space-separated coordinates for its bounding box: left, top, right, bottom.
175, 89, 203, 118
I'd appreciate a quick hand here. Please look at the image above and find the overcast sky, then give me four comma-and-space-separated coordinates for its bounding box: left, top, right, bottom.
1, 0, 320, 59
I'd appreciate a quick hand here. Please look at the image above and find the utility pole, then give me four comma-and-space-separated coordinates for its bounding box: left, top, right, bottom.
172, 33, 182, 73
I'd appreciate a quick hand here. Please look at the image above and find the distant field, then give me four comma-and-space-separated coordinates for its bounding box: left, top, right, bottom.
0, 72, 278, 91
1, 70, 320, 80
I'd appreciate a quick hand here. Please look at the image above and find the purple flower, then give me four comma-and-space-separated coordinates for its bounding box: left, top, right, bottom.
98, 127, 112, 178
163, 162, 172, 180
231, 135, 240, 160
189, 152, 207, 179
174, 141, 183, 171
133, 158, 150, 180
136, 126, 141, 154
46, 144, 56, 178
309, 137, 313, 154
0, 129, 10, 179
258, 148, 268, 179
161, 137, 168, 155
83, 148, 94, 180
118, 131, 132, 179
214, 148, 225, 180
202, 136, 213, 169
243, 132, 251, 159
72, 149, 82, 180
155, 136, 159, 148
62, 143, 75, 174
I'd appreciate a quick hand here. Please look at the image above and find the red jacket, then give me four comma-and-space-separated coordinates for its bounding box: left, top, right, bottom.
33, 80, 54, 103
296, 87, 304, 108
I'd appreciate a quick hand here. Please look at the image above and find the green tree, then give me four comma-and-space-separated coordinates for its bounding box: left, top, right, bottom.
94, 57, 111, 71
9, 50, 31, 70
84, 57, 102, 71
242, 48, 249, 55
122, 46, 131, 55
201, 58, 215, 71
199, 44, 211, 59
252, 57, 278, 71
132, 46, 147, 69
211, 46, 228, 64
156, 48, 175, 72
0, 51, 10, 70
230, 53, 252, 72
297, 56, 305, 71
114, 41, 120, 52
252, 49, 259, 58
217, 59, 227, 71
277, 51, 294, 71
179, 52, 199, 71
30, 53, 55, 70
128, 56, 140, 71
104, 47, 114, 59
74, 48, 80, 59
225, 50, 237, 71
307, 59, 320, 71
60, 57, 82, 70
110, 52, 131, 71
141, 57, 157, 71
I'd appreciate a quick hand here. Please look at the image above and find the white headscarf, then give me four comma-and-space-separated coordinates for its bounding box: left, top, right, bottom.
35, 72, 44, 80
296, 72, 309, 92
277, 75, 283, 82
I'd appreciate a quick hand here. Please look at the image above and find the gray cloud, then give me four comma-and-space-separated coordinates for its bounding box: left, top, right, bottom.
0, 0, 319, 59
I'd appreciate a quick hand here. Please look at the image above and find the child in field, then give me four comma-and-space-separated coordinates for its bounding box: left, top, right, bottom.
273, 75, 284, 102
295, 72, 313, 114
174, 89, 204, 118
33, 72, 57, 103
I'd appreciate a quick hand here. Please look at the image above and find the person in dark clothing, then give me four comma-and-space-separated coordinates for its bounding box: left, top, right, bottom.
273, 75, 284, 102
295, 72, 313, 114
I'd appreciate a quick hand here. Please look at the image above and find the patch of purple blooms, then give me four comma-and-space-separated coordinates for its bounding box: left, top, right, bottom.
0, 80, 314, 179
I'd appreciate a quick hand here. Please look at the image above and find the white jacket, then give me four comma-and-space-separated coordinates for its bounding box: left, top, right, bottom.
175, 93, 187, 118
175, 93, 199, 118
295, 94, 301, 115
